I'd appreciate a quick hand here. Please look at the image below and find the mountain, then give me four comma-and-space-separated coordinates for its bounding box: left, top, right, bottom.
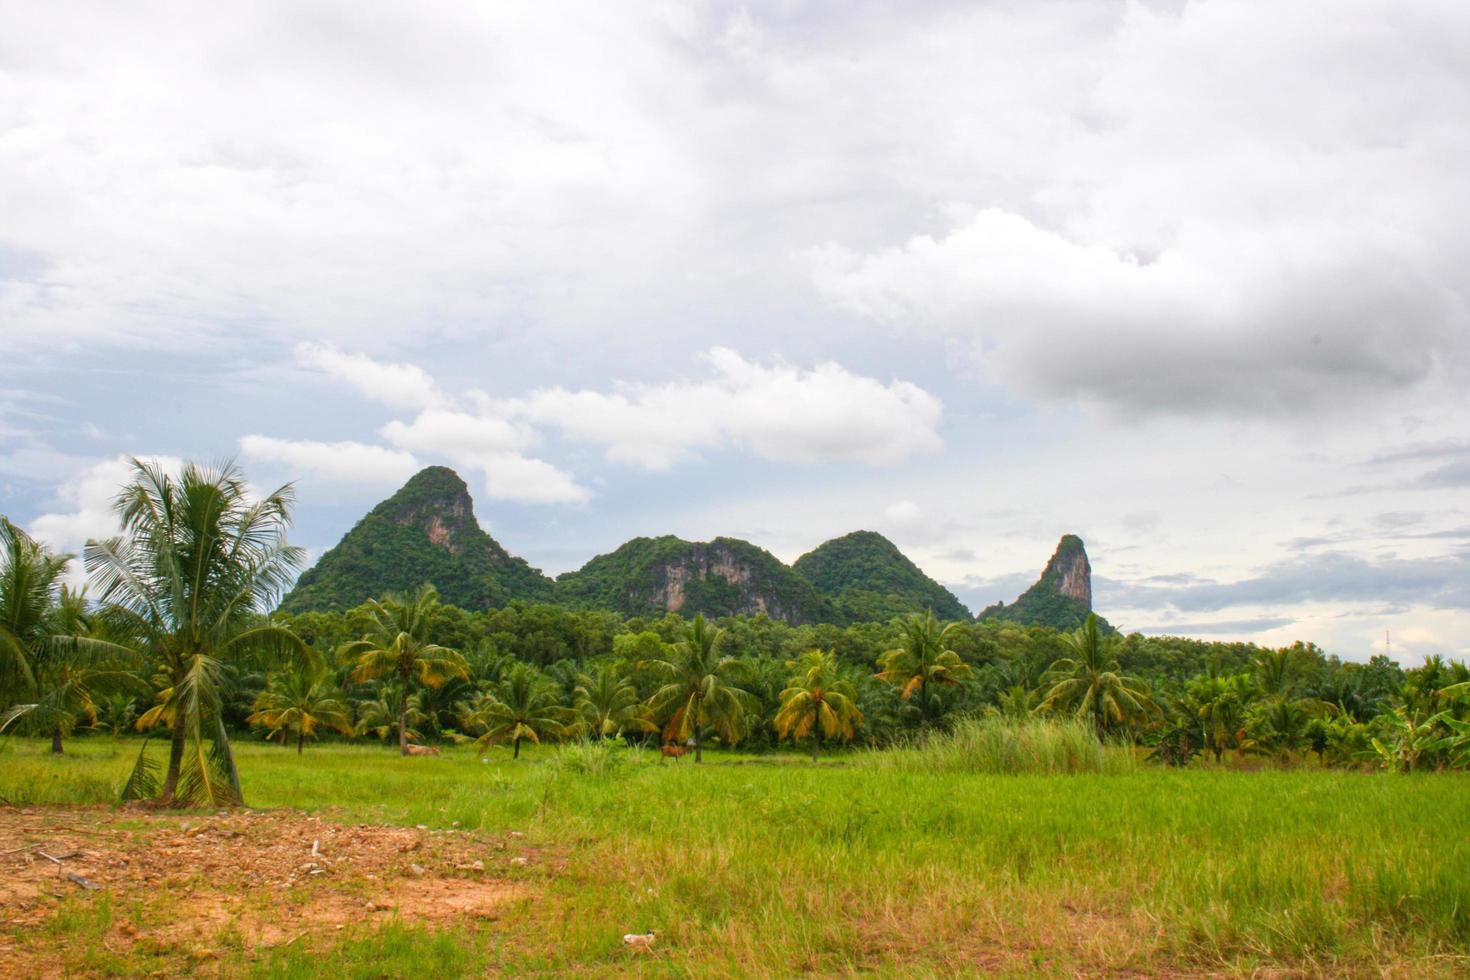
554, 535, 835, 624
279, 466, 554, 613
977, 534, 1110, 632
792, 530, 971, 623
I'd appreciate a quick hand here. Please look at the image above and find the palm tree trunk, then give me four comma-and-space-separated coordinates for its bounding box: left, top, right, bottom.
398, 668, 410, 757
811, 727, 820, 763
297, 728, 305, 755
513, 736, 521, 759
51, 726, 64, 755
693, 694, 703, 763
161, 711, 188, 802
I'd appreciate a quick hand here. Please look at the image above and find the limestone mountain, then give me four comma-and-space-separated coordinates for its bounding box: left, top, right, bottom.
978, 534, 1110, 632
792, 530, 971, 623
279, 466, 554, 613
553, 536, 835, 624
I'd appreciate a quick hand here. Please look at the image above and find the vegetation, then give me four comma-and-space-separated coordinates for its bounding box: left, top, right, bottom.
85, 459, 308, 806
639, 613, 758, 762
875, 611, 971, 721
1039, 613, 1155, 736
462, 662, 570, 758
792, 529, 970, 622
773, 649, 864, 760
337, 584, 470, 755
2, 739, 1469, 976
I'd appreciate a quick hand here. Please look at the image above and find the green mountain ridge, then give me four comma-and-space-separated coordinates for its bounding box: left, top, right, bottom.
792, 530, 971, 622
554, 535, 834, 623
279, 468, 1105, 631
279, 466, 554, 614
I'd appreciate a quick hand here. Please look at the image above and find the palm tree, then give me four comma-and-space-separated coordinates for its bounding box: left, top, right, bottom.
773, 650, 863, 761
1, 522, 143, 753
0, 583, 146, 753
1040, 614, 1155, 738
639, 613, 757, 763
875, 611, 971, 721
1188, 672, 1256, 762
462, 663, 571, 758
355, 685, 427, 744
247, 660, 354, 753
337, 584, 469, 755
85, 460, 308, 806
573, 662, 650, 740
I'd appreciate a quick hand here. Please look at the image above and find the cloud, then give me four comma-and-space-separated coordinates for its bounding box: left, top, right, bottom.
26, 455, 183, 584
380, 410, 533, 458
295, 343, 446, 411
810, 1, 1470, 416
238, 435, 420, 484
506, 348, 943, 470
1097, 550, 1470, 614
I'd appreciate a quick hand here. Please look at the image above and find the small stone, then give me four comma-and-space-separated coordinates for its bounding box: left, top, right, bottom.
409, 863, 425, 877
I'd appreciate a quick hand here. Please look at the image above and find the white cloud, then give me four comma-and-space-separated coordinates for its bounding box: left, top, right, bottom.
27, 455, 183, 585
478, 453, 590, 506
295, 343, 446, 411
238, 435, 420, 484
810, 1, 1470, 415
509, 348, 943, 470
380, 410, 533, 458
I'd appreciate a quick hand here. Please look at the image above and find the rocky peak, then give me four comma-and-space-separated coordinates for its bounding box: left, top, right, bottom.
1042, 534, 1092, 606
389, 466, 475, 557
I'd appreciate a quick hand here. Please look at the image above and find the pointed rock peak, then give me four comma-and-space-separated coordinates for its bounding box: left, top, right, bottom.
1041, 534, 1092, 606
382, 466, 476, 555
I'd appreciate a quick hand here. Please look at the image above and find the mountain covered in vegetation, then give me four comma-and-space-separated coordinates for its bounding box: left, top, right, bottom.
978, 534, 1111, 632
792, 530, 971, 622
553, 535, 835, 623
279, 467, 554, 613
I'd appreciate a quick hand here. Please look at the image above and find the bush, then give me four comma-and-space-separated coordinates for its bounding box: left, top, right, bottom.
551, 739, 627, 777
863, 715, 1135, 775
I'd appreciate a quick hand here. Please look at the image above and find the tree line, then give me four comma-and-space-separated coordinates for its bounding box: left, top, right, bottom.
3, 460, 1469, 808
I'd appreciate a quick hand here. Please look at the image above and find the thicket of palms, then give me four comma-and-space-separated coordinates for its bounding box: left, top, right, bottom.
463, 663, 571, 758
573, 662, 649, 740
337, 584, 469, 755
84, 460, 308, 805
640, 613, 757, 762
0, 522, 142, 753
247, 658, 353, 753
875, 611, 971, 721
774, 650, 863, 761
1040, 614, 1155, 737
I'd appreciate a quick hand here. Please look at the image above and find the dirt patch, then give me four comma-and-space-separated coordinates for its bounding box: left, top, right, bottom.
0, 805, 538, 974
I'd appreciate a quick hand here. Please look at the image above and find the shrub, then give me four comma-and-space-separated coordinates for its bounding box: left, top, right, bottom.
862, 715, 1135, 775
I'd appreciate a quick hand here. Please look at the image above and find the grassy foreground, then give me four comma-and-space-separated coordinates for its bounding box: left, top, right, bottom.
2, 738, 1469, 977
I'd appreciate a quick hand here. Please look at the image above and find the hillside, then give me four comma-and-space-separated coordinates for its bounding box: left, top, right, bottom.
279, 466, 554, 613
793, 530, 971, 623
554, 535, 835, 624
978, 534, 1111, 632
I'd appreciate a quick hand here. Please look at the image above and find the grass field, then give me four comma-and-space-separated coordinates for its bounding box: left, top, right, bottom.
2, 737, 1469, 977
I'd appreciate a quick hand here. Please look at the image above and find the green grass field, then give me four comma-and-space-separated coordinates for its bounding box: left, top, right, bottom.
3, 737, 1469, 976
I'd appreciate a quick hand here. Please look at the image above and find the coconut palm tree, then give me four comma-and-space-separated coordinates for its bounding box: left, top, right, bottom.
337, 584, 468, 755
773, 650, 863, 761
85, 459, 309, 806
2, 522, 146, 753
1040, 613, 1155, 738
247, 659, 354, 753
0, 583, 146, 753
1188, 672, 1256, 762
463, 663, 571, 758
573, 662, 650, 740
639, 613, 758, 763
355, 685, 427, 744
874, 611, 970, 722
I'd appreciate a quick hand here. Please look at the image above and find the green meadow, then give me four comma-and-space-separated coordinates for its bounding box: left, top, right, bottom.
3, 737, 1468, 977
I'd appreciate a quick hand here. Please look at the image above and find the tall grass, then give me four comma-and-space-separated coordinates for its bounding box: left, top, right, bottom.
863, 715, 1136, 775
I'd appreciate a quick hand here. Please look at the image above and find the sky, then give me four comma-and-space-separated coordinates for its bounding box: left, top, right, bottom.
1, 0, 1467, 664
